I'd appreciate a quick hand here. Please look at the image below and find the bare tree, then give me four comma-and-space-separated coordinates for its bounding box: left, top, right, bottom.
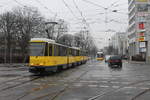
0, 6, 45, 63
0, 12, 16, 63
12, 6, 45, 62
74, 30, 98, 56
55, 19, 68, 42
57, 34, 74, 46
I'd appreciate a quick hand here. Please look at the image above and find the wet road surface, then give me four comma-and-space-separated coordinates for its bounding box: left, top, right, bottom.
0, 61, 150, 100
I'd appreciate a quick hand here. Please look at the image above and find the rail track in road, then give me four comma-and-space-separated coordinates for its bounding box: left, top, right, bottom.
0, 72, 28, 85
87, 79, 150, 100
23, 62, 101, 100
50, 70, 90, 100
0, 74, 41, 93
15, 64, 91, 100
131, 88, 150, 100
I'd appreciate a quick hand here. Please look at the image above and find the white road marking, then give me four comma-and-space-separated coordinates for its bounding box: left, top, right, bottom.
124, 87, 137, 89
88, 84, 98, 87
112, 86, 120, 88
80, 80, 98, 83
139, 87, 150, 90
73, 83, 82, 87
110, 81, 120, 84
99, 85, 109, 88
100, 81, 108, 83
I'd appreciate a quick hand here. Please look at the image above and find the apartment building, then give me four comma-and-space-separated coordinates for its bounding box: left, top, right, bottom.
109, 32, 127, 55
128, 0, 150, 62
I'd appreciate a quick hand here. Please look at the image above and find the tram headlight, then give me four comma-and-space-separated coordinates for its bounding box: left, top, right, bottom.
30, 63, 34, 66
39, 63, 44, 66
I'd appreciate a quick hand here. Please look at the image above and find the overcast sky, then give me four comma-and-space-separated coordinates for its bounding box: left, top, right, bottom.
0, 0, 128, 49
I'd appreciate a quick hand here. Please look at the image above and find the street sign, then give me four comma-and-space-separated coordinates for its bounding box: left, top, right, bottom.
138, 37, 145, 41
139, 32, 145, 36
139, 42, 146, 48
140, 47, 147, 52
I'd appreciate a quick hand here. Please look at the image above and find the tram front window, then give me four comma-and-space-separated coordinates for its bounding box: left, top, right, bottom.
29, 43, 45, 56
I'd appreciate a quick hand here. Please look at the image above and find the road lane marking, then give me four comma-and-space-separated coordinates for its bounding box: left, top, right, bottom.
112, 86, 120, 88
110, 81, 120, 84
73, 83, 82, 87
88, 85, 98, 88
99, 85, 109, 88
123, 86, 137, 89
139, 87, 150, 90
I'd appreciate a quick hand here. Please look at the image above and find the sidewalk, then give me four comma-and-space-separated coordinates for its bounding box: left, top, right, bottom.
124, 60, 150, 65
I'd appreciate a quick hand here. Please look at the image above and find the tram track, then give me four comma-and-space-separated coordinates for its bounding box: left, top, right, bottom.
131, 88, 150, 100
0, 75, 41, 93
87, 79, 150, 100
15, 65, 90, 100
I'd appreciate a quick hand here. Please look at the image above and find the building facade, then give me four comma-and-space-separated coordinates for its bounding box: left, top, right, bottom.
128, 0, 150, 62
109, 32, 128, 55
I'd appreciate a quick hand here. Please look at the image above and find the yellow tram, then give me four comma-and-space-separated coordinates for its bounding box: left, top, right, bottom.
29, 38, 88, 73
96, 52, 104, 61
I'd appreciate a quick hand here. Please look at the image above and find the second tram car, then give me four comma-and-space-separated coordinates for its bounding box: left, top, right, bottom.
29, 38, 88, 73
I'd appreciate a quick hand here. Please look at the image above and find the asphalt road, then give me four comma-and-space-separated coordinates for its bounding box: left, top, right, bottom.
0, 60, 150, 100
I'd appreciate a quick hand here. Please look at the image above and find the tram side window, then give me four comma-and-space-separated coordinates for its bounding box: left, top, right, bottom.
58, 46, 61, 56
45, 43, 48, 56
74, 50, 76, 56
49, 44, 52, 56
79, 51, 81, 56
57, 46, 67, 56
83, 52, 86, 56
77, 50, 80, 56
62, 47, 67, 56
69, 49, 72, 56
54, 45, 58, 56
71, 49, 75, 56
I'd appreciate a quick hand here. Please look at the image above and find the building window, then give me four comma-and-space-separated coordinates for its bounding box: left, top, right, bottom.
137, 4, 148, 12
139, 22, 145, 29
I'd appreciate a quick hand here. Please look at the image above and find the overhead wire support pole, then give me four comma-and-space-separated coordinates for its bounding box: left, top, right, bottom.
81, 0, 127, 32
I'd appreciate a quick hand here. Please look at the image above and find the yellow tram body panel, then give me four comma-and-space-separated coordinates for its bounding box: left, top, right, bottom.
29, 56, 86, 67
29, 56, 68, 67
29, 56, 87, 67
96, 57, 104, 61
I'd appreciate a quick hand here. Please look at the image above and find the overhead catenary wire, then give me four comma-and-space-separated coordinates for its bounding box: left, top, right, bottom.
82, 0, 106, 9
108, 0, 121, 8
13, 0, 27, 7
72, 0, 90, 27
62, 0, 80, 20
34, 0, 57, 18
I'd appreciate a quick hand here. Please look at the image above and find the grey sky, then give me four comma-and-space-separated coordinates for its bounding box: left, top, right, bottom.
0, 0, 128, 49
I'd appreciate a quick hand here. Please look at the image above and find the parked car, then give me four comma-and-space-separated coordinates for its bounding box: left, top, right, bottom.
108, 55, 122, 67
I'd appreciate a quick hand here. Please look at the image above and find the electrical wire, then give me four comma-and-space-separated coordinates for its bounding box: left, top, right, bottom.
72, 0, 89, 27
82, 0, 106, 9
62, 0, 80, 20
34, 0, 56, 15
13, 0, 26, 7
